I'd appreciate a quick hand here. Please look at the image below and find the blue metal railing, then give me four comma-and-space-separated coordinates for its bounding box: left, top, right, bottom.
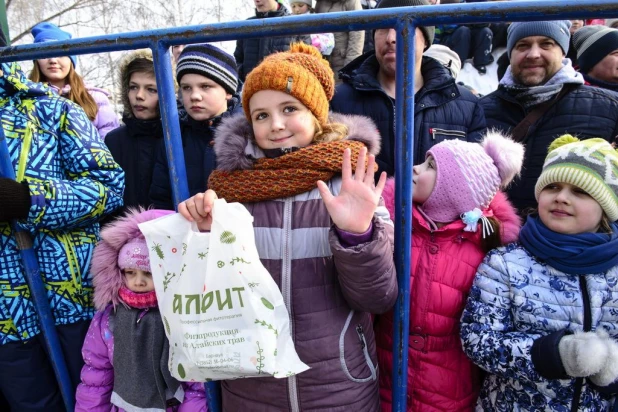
1, 1, 618, 411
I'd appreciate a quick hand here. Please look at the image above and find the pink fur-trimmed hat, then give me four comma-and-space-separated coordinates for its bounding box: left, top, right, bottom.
421, 131, 524, 223
91, 208, 174, 311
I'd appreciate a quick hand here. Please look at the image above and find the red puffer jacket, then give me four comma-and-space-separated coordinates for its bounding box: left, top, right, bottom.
376, 180, 521, 412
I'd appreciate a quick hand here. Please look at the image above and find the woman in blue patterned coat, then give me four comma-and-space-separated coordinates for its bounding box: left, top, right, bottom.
461, 135, 618, 411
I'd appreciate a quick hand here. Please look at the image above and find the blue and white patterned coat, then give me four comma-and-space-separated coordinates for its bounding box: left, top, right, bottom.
460, 243, 618, 411
0, 62, 124, 345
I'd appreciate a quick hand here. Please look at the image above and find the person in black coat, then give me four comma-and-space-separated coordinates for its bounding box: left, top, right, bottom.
149, 44, 242, 210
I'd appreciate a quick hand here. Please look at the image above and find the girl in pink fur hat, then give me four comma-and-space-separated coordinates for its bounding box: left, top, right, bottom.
375, 131, 524, 412
75, 209, 207, 412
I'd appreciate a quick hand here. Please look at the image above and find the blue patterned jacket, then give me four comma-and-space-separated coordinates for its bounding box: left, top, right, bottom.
461, 243, 618, 411
0, 62, 124, 345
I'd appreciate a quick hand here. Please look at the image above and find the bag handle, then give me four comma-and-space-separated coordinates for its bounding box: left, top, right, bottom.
509, 83, 577, 144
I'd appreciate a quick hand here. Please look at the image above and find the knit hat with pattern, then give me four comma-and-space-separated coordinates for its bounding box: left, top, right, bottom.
507, 20, 571, 57
376, 0, 435, 49
421, 132, 524, 223
176, 43, 238, 95
242, 42, 334, 125
535, 135, 618, 221
573, 25, 618, 74
31, 22, 77, 67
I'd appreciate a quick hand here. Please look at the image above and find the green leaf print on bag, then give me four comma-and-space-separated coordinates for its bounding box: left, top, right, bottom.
151, 243, 164, 259
261, 297, 274, 310
256, 342, 265, 374
255, 319, 279, 337
220, 231, 236, 244
164, 316, 171, 335
178, 363, 186, 379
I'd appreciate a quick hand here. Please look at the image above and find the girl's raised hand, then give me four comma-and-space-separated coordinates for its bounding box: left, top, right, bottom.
317, 148, 386, 234
178, 189, 218, 232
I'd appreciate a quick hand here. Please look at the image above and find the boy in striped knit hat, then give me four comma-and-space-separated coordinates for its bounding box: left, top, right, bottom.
149, 44, 242, 210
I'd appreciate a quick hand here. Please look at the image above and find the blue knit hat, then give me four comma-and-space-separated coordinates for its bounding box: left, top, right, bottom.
507, 20, 572, 57
176, 44, 239, 94
31, 22, 77, 67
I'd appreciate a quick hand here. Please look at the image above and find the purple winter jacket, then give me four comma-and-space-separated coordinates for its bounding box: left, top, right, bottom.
212, 112, 398, 412
75, 306, 207, 412
53, 84, 120, 139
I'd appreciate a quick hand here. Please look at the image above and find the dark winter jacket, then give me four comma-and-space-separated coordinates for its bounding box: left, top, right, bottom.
233, 5, 311, 81
105, 116, 163, 211
212, 112, 398, 411
480, 84, 618, 212
149, 97, 242, 210
331, 53, 486, 176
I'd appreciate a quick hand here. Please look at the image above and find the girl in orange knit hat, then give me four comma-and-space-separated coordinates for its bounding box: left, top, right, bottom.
179, 43, 397, 411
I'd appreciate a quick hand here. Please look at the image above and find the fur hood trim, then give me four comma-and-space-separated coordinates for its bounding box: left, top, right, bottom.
91, 208, 173, 311
382, 179, 521, 244
213, 112, 382, 172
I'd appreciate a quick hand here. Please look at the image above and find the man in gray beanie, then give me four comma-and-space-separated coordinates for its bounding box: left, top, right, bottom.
331, 0, 486, 177
480, 20, 618, 213
573, 25, 618, 92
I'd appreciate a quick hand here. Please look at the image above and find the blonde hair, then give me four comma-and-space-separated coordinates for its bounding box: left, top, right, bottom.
30, 62, 99, 121
312, 116, 349, 144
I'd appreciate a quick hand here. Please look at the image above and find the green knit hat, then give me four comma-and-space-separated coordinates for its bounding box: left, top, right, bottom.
535, 135, 618, 221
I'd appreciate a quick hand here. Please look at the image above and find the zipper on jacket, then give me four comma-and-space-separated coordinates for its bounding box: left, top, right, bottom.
430, 128, 466, 140
571, 276, 592, 412
356, 325, 366, 349
281, 198, 300, 412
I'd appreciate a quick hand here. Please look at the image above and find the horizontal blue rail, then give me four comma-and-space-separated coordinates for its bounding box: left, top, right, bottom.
1, 1, 617, 411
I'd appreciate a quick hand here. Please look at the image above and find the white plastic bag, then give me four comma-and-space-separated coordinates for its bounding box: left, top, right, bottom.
138, 199, 309, 381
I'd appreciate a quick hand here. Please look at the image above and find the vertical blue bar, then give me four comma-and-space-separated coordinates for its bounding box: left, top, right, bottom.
0, 125, 75, 411
151, 41, 222, 412
392, 19, 415, 412
151, 41, 190, 209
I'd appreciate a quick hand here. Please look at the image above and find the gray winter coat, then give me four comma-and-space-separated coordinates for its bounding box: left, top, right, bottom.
212, 112, 398, 411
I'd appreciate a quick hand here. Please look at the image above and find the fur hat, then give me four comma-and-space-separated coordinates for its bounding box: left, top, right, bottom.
573, 25, 618, 74
535, 135, 618, 221
421, 132, 525, 223
242, 42, 334, 125
31, 22, 77, 67
507, 20, 571, 57
376, 0, 435, 49
176, 43, 238, 95
91, 208, 173, 310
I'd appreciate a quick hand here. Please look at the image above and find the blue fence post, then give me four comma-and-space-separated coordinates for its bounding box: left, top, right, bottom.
0, 124, 75, 412
392, 18, 416, 412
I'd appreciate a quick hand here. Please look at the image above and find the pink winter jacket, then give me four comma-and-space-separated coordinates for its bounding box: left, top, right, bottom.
376, 179, 521, 412
75, 305, 207, 412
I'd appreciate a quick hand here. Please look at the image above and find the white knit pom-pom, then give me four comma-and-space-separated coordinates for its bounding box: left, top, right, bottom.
481, 130, 525, 188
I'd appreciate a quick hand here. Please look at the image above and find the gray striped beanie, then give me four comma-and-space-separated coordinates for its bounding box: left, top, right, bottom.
176, 44, 238, 94
573, 25, 618, 74
507, 20, 571, 57
535, 135, 618, 221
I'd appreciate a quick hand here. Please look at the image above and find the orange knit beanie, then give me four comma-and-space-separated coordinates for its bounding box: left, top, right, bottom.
242, 43, 334, 125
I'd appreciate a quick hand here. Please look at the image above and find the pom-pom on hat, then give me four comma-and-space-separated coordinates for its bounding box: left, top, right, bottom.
176, 43, 239, 95
421, 131, 525, 223
242, 42, 334, 125
535, 135, 618, 221
31, 22, 77, 68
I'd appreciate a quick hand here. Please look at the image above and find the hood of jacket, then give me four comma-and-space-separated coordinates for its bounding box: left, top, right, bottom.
118, 49, 160, 118
213, 111, 382, 172
0, 62, 53, 99
382, 179, 521, 245
91, 208, 173, 311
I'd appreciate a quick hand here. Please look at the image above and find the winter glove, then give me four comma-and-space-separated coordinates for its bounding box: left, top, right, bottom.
558, 331, 608, 378
0, 178, 31, 222
589, 329, 618, 387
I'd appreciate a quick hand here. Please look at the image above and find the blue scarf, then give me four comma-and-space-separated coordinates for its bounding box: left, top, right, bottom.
519, 215, 618, 275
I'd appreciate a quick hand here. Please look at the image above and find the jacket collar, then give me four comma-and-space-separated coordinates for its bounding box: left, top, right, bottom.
181, 93, 241, 133
122, 116, 164, 139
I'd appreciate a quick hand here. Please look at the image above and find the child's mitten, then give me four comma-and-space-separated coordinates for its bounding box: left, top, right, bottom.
589, 329, 618, 386
558, 331, 608, 378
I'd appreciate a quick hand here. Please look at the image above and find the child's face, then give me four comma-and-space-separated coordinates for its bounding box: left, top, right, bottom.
291, 2, 309, 14
124, 268, 155, 293
538, 182, 603, 234
249, 90, 316, 150
412, 156, 437, 204
180, 73, 232, 122
128, 72, 159, 120
37, 57, 72, 85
